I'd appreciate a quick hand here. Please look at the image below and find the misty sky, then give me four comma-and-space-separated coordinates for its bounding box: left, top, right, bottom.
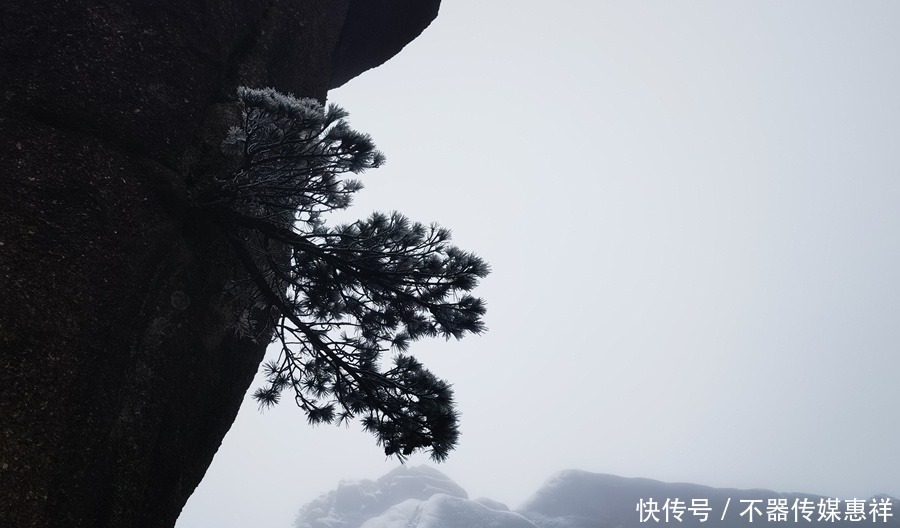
177, 2, 900, 527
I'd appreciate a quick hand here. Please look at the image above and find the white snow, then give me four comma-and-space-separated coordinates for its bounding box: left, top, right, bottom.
296, 467, 900, 528
294, 465, 468, 528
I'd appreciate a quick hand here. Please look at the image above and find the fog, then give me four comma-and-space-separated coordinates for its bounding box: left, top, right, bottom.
177, 2, 900, 526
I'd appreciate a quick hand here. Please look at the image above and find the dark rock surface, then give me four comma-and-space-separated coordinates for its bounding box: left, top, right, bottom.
331, 0, 442, 88
0, 1, 440, 527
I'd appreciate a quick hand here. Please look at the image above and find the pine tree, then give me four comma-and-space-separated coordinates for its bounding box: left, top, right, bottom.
205, 87, 488, 461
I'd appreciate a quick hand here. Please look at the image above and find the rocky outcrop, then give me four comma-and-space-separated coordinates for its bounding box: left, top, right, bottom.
294, 465, 535, 528
331, 0, 441, 88
0, 2, 440, 527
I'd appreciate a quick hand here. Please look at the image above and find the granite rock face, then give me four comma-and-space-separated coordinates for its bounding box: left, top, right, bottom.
0, 2, 440, 527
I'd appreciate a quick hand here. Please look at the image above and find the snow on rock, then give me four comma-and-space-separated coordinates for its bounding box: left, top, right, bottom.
356, 499, 424, 528
296, 467, 900, 528
362, 494, 537, 528
418, 494, 537, 528
293, 465, 468, 528
517, 470, 900, 528
473, 497, 511, 511
378, 465, 468, 504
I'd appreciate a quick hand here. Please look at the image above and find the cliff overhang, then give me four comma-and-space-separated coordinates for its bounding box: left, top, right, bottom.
0, 2, 440, 527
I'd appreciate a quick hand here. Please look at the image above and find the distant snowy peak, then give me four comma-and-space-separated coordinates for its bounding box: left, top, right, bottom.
519, 470, 900, 528
376, 465, 469, 503
294, 465, 475, 528
295, 467, 899, 528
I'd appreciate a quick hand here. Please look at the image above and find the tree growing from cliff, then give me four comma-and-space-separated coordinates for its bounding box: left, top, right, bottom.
208, 87, 488, 461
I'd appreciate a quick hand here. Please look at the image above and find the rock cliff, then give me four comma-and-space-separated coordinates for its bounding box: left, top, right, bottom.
0, 1, 440, 527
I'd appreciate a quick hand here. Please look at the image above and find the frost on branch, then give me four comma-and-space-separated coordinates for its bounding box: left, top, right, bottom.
216, 86, 385, 228
210, 87, 488, 461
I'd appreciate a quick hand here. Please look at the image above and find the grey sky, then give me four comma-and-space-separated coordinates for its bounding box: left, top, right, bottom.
177, 2, 900, 526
